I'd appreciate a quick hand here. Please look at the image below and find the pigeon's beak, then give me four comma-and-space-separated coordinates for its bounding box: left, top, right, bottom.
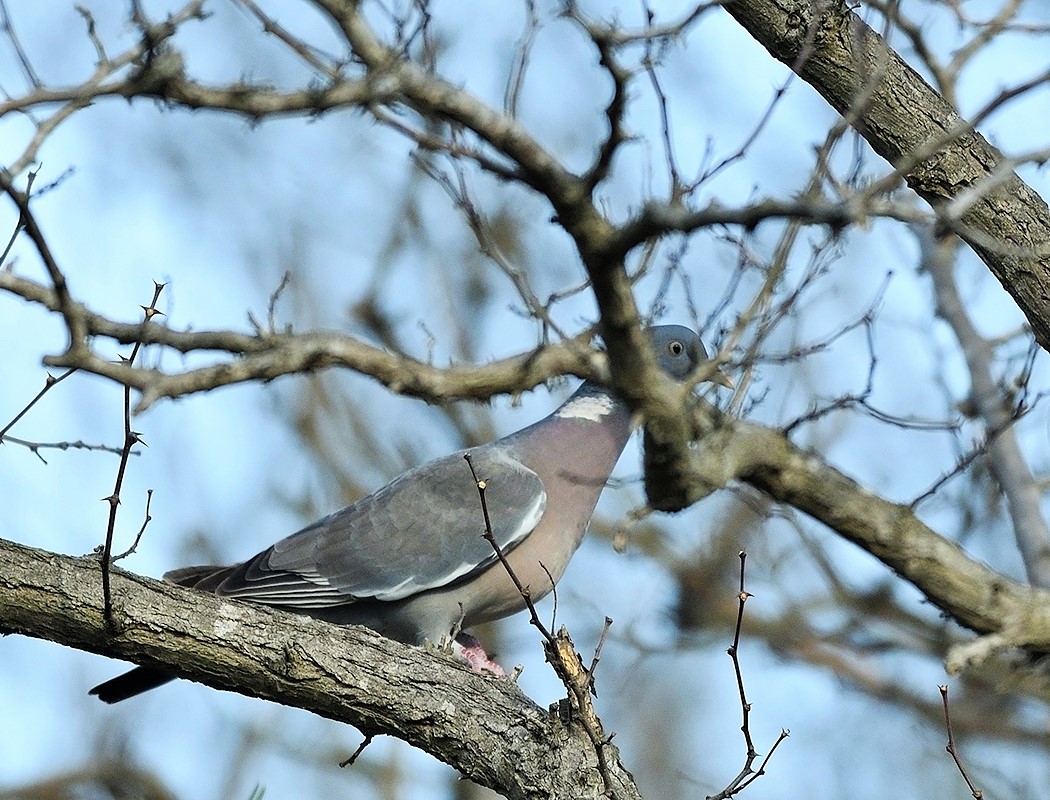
698, 360, 734, 389
713, 370, 734, 389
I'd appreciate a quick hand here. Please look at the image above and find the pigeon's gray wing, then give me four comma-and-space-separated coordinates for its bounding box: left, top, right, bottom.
214, 446, 545, 607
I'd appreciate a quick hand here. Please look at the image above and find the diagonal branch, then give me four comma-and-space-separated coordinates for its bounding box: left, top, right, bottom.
0, 536, 642, 800
681, 402, 1050, 657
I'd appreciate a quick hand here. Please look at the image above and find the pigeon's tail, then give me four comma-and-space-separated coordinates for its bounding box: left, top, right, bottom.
89, 667, 175, 703
164, 564, 237, 590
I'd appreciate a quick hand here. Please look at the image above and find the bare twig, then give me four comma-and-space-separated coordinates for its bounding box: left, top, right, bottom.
563, 0, 717, 47
708, 551, 787, 800
74, 5, 109, 65
1, 436, 136, 463
410, 152, 573, 341
576, 13, 632, 191
0, 169, 86, 351
0, 368, 76, 443
462, 454, 553, 641
909, 402, 1035, 508
371, 107, 523, 181
503, 0, 539, 118
247, 270, 292, 335
0, 0, 42, 86
235, 0, 342, 78
920, 228, 1050, 587
112, 489, 154, 562
266, 271, 292, 333
729, 553, 756, 757
339, 733, 375, 768
640, 9, 684, 192
939, 685, 984, 799
586, 617, 613, 697
0, 212, 22, 265
691, 77, 793, 189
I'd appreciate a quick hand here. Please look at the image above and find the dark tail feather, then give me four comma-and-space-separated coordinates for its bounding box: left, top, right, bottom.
164, 564, 239, 592
89, 667, 176, 703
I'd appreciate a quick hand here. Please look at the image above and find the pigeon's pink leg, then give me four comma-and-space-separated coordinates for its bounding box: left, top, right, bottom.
453, 632, 506, 676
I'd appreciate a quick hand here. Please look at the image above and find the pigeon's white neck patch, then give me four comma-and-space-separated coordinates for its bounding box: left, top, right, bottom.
555, 394, 616, 422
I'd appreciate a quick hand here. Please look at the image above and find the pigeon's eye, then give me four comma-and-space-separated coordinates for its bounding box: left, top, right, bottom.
668, 340, 684, 356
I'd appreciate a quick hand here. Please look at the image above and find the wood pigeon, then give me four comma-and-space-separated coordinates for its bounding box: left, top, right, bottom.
90, 325, 729, 702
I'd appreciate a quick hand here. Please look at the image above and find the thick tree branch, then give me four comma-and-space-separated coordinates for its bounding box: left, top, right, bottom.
0, 537, 642, 800
722, 0, 1050, 352
0, 270, 605, 411
681, 403, 1050, 656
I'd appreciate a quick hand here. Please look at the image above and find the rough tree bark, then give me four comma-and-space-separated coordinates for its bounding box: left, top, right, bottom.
0, 537, 642, 800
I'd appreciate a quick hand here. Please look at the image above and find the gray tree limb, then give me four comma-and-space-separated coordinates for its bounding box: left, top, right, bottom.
0, 270, 604, 412
0, 536, 642, 800
681, 402, 1050, 662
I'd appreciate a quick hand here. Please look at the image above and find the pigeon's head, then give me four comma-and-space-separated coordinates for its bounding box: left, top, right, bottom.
648, 324, 733, 387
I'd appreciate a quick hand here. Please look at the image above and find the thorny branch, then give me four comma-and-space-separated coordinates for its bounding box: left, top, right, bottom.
939, 685, 984, 799
0, 435, 133, 461
0, 359, 132, 462
98, 282, 163, 623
